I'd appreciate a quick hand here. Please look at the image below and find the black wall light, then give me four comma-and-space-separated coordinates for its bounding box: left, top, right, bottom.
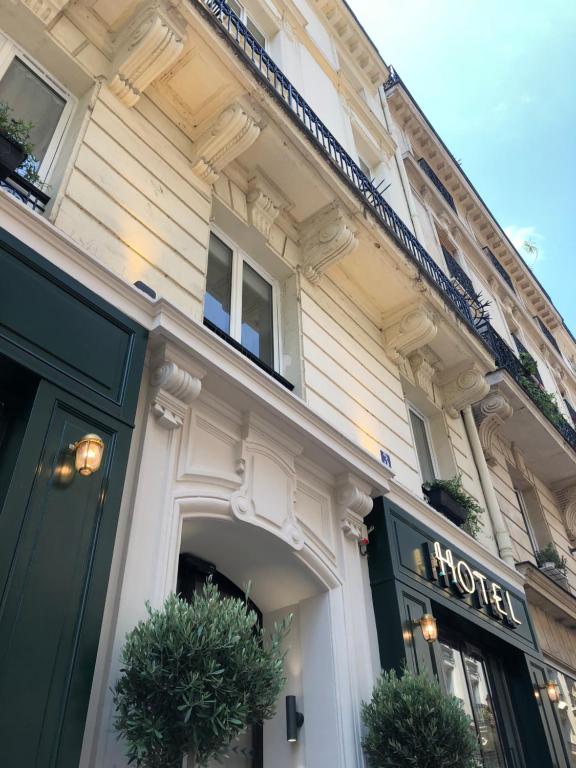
286, 695, 304, 742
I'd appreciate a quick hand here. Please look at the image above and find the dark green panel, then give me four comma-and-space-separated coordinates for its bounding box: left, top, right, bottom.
0, 227, 146, 424
0, 381, 133, 767
397, 587, 436, 678
524, 658, 570, 768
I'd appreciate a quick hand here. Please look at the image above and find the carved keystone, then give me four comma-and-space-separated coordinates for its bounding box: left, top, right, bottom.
474, 391, 512, 466
336, 473, 374, 542
300, 202, 358, 284
150, 347, 205, 430
246, 172, 287, 240
382, 303, 437, 366
191, 103, 262, 185
109, 1, 185, 108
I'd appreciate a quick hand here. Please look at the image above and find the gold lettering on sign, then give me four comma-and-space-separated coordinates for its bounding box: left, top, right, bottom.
428, 542, 522, 628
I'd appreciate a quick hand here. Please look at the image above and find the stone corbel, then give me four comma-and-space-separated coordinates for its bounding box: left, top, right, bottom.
150, 348, 205, 429
19, 0, 70, 24
474, 391, 512, 466
440, 361, 490, 418
408, 351, 438, 401
336, 473, 375, 542
554, 486, 576, 545
246, 172, 287, 240
190, 103, 262, 185
300, 202, 358, 284
382, 303, 438, 367
109, 1, 186, 108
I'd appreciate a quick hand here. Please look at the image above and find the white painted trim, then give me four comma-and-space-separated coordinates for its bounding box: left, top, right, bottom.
407, 402, 439, 484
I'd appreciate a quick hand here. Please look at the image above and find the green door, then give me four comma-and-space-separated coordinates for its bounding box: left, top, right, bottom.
0, 379, 133, 767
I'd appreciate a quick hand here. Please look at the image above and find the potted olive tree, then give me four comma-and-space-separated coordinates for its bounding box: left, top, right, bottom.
362, 669, 479, 768
423, 474, 483, 537
113, 582, 290, 768
0, 102, 34, 181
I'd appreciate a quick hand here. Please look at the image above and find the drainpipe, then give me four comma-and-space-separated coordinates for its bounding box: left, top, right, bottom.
462, 405, 515, 567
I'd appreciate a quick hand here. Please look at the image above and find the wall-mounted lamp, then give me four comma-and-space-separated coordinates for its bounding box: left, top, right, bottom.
286, 696, 304, 743
414, 613, 438, 644
535, 681, 561, 704
69, 434, 105, 477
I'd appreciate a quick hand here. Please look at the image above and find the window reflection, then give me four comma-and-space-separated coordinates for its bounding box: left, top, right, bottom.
241, 262, 273, 367
549, 668, 576, 766
204, 234, 233, 334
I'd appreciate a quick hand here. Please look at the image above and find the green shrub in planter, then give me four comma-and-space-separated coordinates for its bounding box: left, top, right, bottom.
113, 583, 290, 768
362, 669, 479, 768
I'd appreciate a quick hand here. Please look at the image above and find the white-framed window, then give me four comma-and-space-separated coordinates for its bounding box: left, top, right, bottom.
514, 488, 539, 555
204, 229, 281, 371
408, 405, 437, 485
0, 37, 74, 183
226, 0, 267, 48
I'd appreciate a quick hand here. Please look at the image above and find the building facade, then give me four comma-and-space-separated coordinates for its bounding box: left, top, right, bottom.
0, 0, 574, 766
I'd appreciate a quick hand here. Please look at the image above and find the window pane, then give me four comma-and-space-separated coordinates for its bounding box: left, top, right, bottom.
550, 669, 576, 766
241, 263, 273, 367
439, 642, 475, 722
204, 234, 233, 334
246, 17, 266, 48
227, 0, 242, 15
409, 410, 435, 484
463, 652, 507, 768
0, 58, 66, 167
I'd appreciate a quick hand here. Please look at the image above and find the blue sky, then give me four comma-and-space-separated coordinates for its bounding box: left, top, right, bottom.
349, 0, 576, 334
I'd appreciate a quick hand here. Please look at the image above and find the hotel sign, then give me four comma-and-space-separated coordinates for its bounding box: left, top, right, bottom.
427, 541, 522, 628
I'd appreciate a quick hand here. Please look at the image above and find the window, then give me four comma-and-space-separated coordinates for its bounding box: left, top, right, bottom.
548, 667, 576, 766
0, 41, 72, 183
204, 231, 279, 370
514, 488, 539, 555
226, 0, 267, 48
408, 406, 436, 485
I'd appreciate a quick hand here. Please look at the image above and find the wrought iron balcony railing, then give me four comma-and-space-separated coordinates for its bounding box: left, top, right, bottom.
197, 0, 477, 329
535, 316, 561, 354
483, 246, 515, 294
565, 398, 576, 428
442, 247, 475, 298
479, 321, 576, 452
0, 171, 50, 213
418, 158, 457, 212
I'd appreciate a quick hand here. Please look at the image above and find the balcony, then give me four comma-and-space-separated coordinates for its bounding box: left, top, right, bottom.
483, 246, 515, 294
442, 247, 475, 298
0, 171, 50, 214
418, 157, 457, 212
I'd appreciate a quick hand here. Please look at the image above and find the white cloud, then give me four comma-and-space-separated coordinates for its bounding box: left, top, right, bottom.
504, 225, 544, 268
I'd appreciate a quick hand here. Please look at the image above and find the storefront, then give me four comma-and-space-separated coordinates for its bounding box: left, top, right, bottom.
367, 497, 571, 768
0, 228, 147, 767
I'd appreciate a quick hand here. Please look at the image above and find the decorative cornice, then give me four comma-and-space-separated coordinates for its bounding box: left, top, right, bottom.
474, 391, 513, 466
150, 346, 205, 429
300, 202, 358, 283
336, 472, 377, 542
109, 1, 185, 108
191, 103, 262, 185
440, 361, 490, 418
19, 0, 70, 23
382, 303, 437, 366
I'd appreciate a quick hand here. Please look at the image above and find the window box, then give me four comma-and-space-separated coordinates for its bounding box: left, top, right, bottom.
0, 133, 26, 181
423, 485, 468, 527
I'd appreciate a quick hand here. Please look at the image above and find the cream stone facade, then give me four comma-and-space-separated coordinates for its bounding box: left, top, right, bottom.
0, 0, 575, 766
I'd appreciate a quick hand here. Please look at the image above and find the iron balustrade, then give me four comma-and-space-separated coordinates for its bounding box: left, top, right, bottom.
564, 399, 576, 428
0, 171, 50, 213
443, 247, 475, 297
535, 316, 561, 354
198, 0, 477, 328
483, 246, 515, 293
418, 158, 457, 212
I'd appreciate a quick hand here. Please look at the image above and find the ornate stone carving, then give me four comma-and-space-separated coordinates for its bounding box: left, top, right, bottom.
440, 361, 490, 418
19, 0, 70, 24
382, 303, 438, 366
475, 390, 513, 466
300, 202, 358, 283
109, 2, 185, 108
554, 486, 576, 545
336, 473, 373, 542
408, 351, 437, 401
191, 103, 262, 185
246, 173, 286, 240
150, 353, 205, 429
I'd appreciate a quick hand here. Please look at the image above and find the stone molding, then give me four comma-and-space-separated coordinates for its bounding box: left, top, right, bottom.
246, 172, 286, 240
150, 348, 205, 429
440, 361, 490, 418
19, 0, 70, 24
109, 1, 185, 108
191, 103, 262, 185
554, 486, 576, 545
336, 472, 375, 542
382, 303, 437, 366
300, 202, 358, 284
408, 351, 437, 401
474, 390, 513, 466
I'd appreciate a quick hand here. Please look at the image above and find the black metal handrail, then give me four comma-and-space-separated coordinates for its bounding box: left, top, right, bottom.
443, 247, 475, 297
0, 171, 50, 213
564, 398, 576, 428
418, 158, 456, 212
198, 0, 478, 329
535, 316, 561, 354
483, 246, 515, 294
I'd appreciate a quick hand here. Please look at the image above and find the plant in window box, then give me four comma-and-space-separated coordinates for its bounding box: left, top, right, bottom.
0, 102, 34, 181
423, 474, 483, 537
113, 582, 290, 768
535, 542, 568, 581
